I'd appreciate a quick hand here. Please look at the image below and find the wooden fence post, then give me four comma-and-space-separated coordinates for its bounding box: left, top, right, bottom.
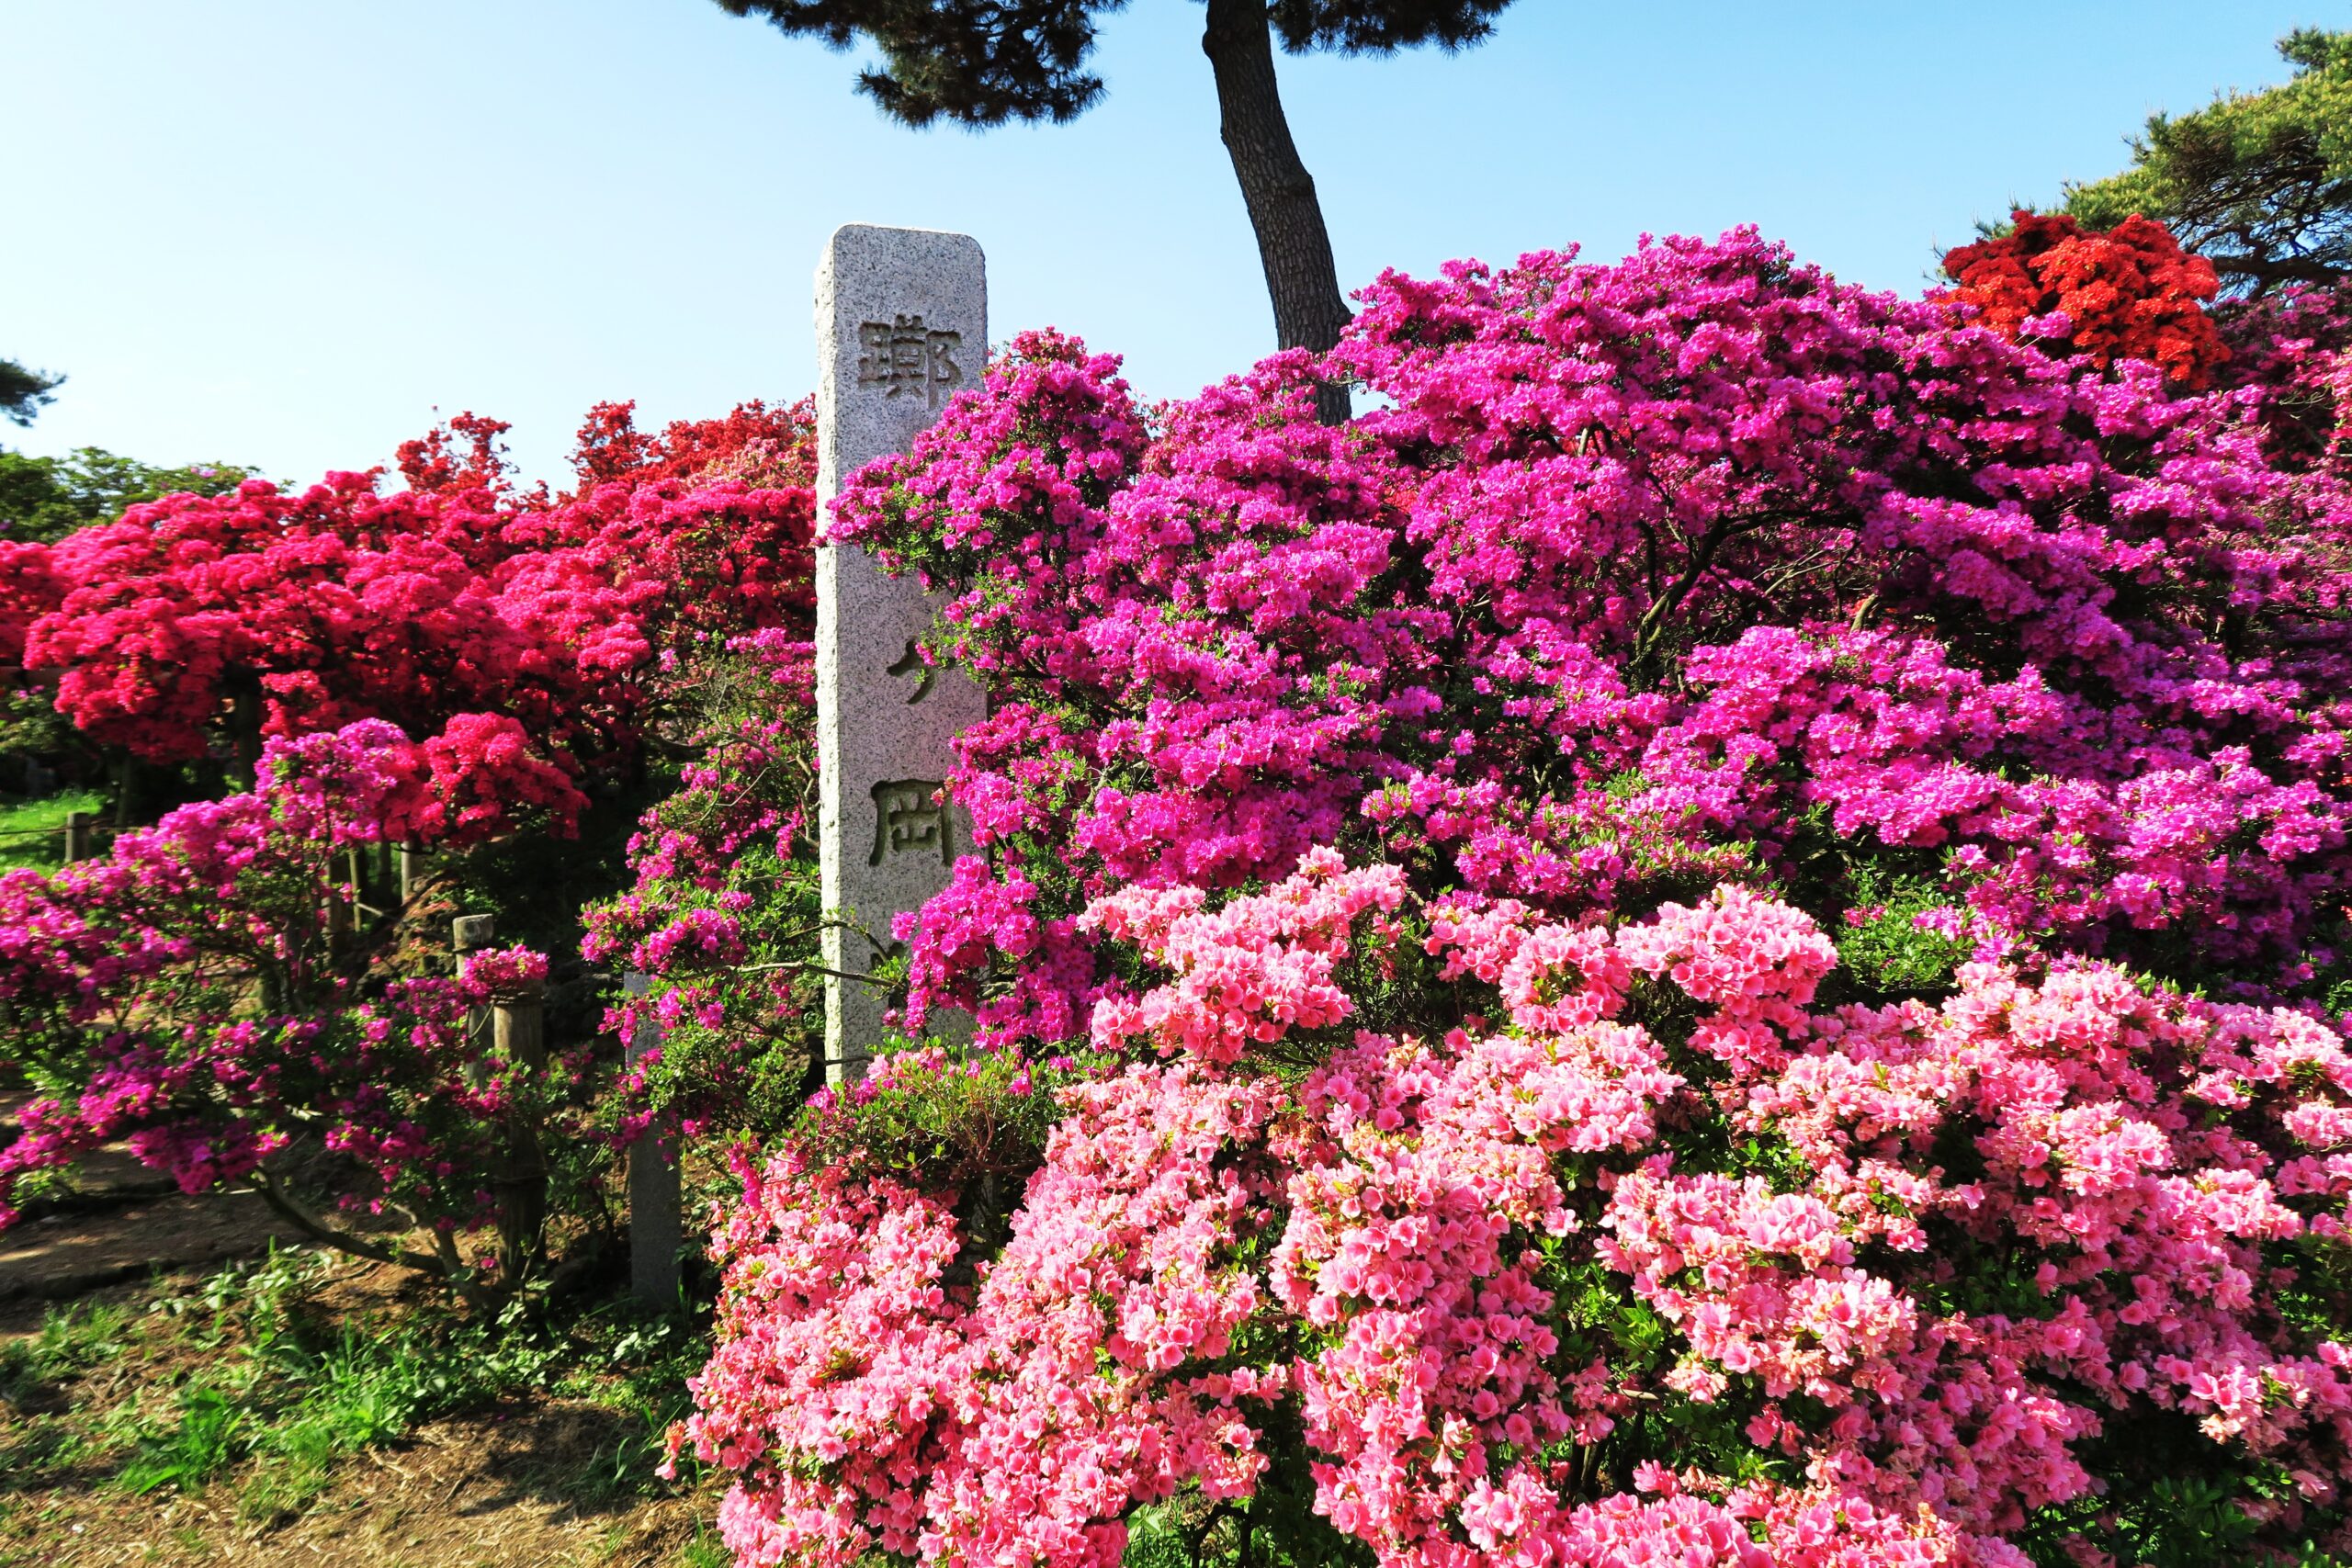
343, 846, 371, 922
62, 810, 93, 863
325, 850, 355, 954
452, 914, 496, 1052
450, 915, 547, 1289
490, 967, 548, 1289
623, 972, 683, 1307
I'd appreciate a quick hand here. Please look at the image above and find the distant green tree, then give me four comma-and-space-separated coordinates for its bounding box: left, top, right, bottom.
0, 448, 252, 544
710, 0, 1514, 422
0, 355, 251, 541
2065, 28, 2352, 297
0, 360, 62, 429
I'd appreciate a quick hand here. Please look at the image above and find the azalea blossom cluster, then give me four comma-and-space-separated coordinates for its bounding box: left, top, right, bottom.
1940, 209, 2230, 388
836, 229, 2352, 1031
675, 227, 2352, 1565
679, 855, 2352, 1567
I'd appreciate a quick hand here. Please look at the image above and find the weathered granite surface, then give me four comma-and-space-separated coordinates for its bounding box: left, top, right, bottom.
814, 224, 988, 1079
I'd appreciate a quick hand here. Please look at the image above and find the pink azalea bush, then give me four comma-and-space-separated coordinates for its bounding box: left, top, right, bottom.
676, 233, 2352, 1565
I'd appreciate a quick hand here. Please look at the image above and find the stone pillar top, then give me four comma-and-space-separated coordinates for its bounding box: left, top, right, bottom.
815, 223, 987, 495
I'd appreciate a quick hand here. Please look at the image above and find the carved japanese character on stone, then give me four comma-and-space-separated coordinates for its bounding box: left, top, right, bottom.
856, 314, 963, 409
886, 637, 936, 704
869, 779, 950, 866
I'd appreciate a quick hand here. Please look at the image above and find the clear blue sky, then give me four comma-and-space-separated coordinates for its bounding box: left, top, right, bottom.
4, 1, 2336, 485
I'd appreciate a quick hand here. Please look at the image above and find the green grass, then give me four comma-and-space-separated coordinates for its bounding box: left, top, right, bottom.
0, 789, 106, 872
549, 1309, 714, 1509
0, 1300, 130, 1402
117, 1384, 244, 1495
174, 1258, 571, 1515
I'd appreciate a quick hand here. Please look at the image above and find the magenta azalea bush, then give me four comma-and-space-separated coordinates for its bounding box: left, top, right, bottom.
849, 232, 2352, 1014
0, 720, 598, 1302
582, 625, 827, 1139
668, 234, 2352, 1567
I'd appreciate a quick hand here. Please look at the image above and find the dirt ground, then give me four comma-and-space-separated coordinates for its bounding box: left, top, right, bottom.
3, 1402, 707, 1568
0, 1129, 722, 1568
1, 1160, 297, 1309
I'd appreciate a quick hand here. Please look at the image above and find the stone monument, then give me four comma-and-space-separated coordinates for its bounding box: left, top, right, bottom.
814, 224, 988, 1080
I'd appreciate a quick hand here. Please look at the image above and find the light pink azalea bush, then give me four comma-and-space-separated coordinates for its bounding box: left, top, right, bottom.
674, 234, 2352, 1566
677, 854, 2352, 1567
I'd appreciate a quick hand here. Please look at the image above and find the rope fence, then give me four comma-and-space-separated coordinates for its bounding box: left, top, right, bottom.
0, 809, 108, 861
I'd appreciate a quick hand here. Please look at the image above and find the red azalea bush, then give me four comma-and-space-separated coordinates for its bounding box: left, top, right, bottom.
673, 231, 2352, 1566
0, 398, 816, 840
0, 398, 822, 1300
1942, 210, 2229, 389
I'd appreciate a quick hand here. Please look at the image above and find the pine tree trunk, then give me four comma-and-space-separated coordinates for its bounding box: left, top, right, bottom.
1202, 0, 1352, 424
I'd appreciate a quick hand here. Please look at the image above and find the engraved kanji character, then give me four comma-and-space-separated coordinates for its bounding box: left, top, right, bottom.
857, 314, 964, 409
869, 779, 950, 865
